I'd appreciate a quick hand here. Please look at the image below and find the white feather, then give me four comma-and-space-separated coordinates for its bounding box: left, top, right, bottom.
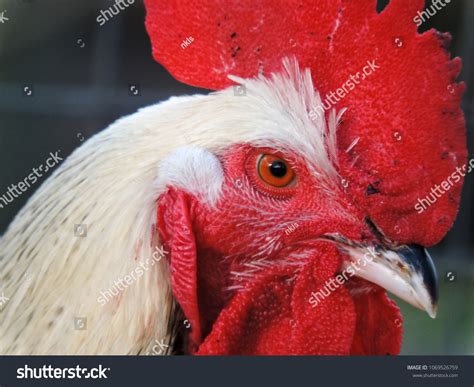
156, 146, 224, 207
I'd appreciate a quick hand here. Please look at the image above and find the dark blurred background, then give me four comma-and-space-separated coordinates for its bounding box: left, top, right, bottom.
0, 0, 472, 355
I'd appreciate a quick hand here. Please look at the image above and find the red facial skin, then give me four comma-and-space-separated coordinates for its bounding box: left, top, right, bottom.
157, 144, 402, 355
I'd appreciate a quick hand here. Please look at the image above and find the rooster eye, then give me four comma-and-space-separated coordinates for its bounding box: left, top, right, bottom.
257, 154, 295, 187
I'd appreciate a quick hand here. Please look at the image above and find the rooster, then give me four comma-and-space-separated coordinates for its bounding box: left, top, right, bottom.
0, 0, 466, 355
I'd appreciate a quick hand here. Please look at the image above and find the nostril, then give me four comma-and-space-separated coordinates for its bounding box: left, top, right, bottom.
365, 217, 399, 249
365, 217, 388, 240
365, 217, 383, 237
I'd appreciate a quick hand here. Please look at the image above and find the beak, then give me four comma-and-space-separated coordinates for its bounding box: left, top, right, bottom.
339, 244, 438, 318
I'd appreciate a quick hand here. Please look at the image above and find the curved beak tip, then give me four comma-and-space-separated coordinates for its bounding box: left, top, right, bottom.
428, 306, 437, 319
343, 243, 439, 319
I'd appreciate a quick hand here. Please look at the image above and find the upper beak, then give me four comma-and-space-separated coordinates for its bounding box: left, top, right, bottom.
339, 243, 438, 318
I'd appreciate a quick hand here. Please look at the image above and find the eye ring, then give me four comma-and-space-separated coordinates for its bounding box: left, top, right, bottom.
257, 154, 295, 187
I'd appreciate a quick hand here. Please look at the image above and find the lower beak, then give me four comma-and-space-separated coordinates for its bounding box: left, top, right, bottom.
340, 244, 438, 318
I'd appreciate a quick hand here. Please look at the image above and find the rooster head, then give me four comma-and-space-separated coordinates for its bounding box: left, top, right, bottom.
155, 63, 437, 355
145, 0, 466, 355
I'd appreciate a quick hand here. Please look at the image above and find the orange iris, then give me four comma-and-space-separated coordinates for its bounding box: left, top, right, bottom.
257, 154, 295, 187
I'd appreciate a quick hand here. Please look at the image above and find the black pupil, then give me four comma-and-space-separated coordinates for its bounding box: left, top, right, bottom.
269, 160, 287, 178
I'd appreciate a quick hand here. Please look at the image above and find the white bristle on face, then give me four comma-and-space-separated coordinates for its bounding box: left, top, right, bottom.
0, 59, 341, 354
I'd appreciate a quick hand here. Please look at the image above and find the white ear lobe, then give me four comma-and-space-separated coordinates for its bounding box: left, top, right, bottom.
156, 146, 224, 206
